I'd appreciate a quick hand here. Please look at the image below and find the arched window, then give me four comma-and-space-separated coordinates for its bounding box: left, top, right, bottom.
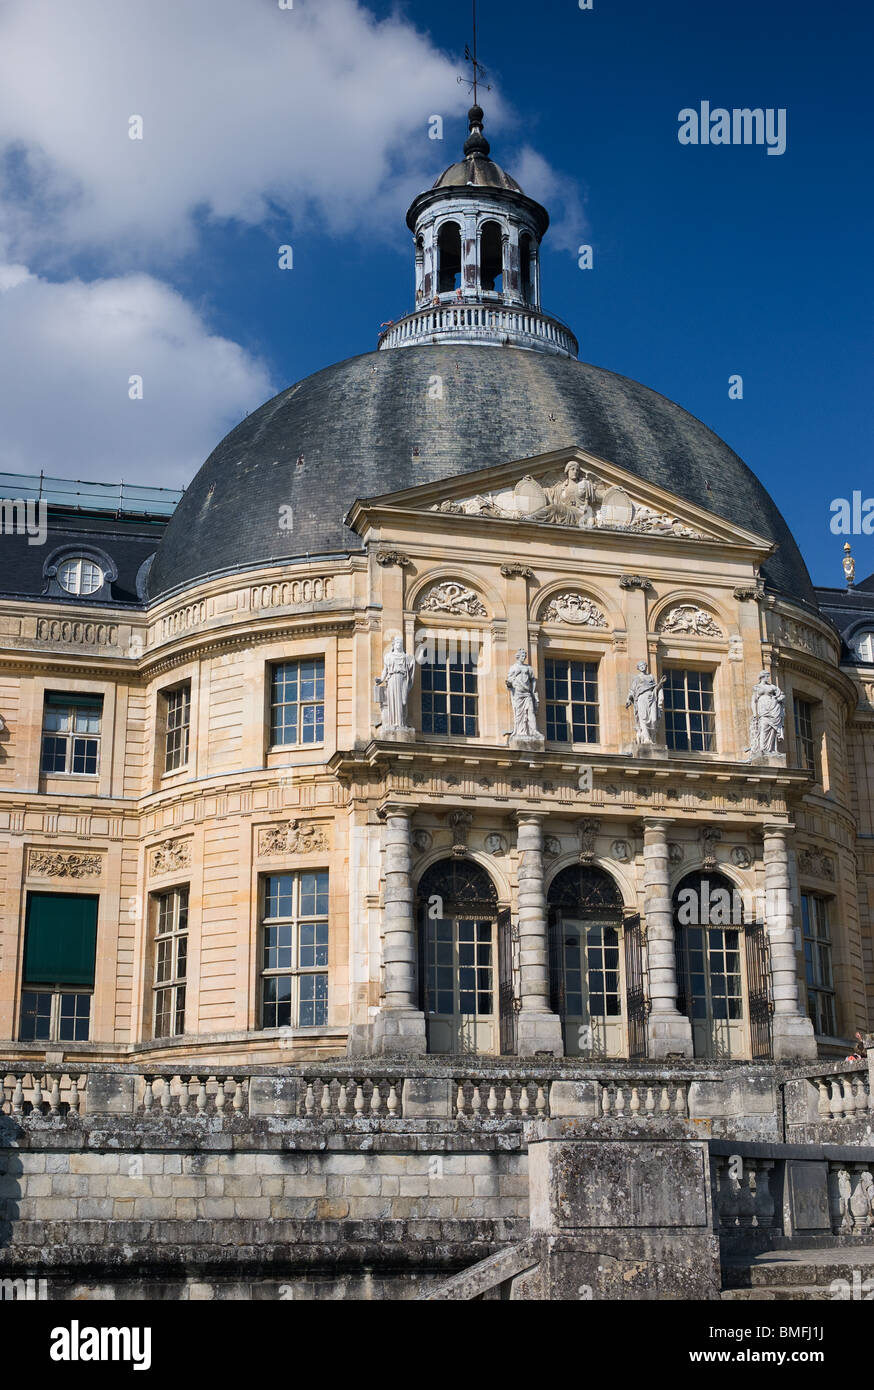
852, 628, 874, 663
436, 222, 462, 294
547, 865, 625, 1058
480, 220, 503, 293
519, 233, 533, 304
417, 858, 505, 1055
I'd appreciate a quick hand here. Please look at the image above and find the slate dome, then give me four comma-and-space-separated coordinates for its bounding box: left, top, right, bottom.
148, 344, 814, 604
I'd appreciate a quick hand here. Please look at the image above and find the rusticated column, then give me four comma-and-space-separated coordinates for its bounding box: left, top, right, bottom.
515, 812, 563, 1056
370, 804, 426, 1055
763, 823, 817, 1060
643, 818, 693, 1058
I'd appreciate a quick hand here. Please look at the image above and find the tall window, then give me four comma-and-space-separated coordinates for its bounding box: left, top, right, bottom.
163, 684, 191, 772
802, 894, 836, 1036
41, 693, 103, 775
793, 698, 817, 775
153, 886, 188, 1038
261, 871, 329, 1029
421, 656, 479, 736
545, 658, 599, 743
664, 669, 715, 752
19, 893, 97, 1042
270, 659, 325, 745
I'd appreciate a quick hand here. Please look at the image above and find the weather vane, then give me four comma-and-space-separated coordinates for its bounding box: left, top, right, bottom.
457, 0, 491, 103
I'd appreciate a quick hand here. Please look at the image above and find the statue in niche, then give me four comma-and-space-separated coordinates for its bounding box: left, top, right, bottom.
374, 636, 415, 732
748, 670, 785, 756
506, 649, 540, 738
626, 661, 665, 745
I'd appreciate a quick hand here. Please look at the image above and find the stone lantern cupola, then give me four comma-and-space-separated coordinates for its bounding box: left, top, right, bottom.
378, 106, 578, 358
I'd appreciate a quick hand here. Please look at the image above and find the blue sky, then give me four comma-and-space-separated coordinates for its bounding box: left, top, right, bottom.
0, 0, 870, 586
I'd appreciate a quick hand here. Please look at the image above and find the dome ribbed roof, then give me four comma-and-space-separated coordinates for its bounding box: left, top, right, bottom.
148, 345, 814, 605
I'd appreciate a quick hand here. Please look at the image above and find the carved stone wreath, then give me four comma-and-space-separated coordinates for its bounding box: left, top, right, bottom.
150, 839, 192, 876
416, 581, 487, 617
798, 847, 835, 881
28, 849, 103, 879
259, 820, 330, 857
540, 592, 608, 627
658, 605, 723, 637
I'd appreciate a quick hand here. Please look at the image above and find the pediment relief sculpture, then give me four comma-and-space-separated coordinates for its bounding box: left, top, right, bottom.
430, 459, 705, 539
540, 592, 608, 627
416, 581, 487, 617
657, 604, 723, 637
259, 820, 330, 857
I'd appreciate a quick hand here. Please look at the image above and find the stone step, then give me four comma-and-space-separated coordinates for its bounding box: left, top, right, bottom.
722, 1285, 847, 1301
722, 1245, 874, 1295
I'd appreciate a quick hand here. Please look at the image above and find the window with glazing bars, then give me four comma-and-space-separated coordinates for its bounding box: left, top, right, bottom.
164, 685, 191, 772
40, 693, 103, 775
261, 871, 329, 1028
420, 657, 478, 736
270, 660, 325, 745
153, 886, 188, 1038
794, 698, 817, 774
663, 670, 715, 752
545, 658, 599, 743
802, 894, 836, 1036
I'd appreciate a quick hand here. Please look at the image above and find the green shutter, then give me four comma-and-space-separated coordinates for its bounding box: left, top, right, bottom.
23, 893, 98, 987
45, 692, 103, 710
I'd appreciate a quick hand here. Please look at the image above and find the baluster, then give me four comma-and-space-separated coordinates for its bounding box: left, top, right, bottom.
858, 1077, 871, 1115
645, 1086, 656, 1113
816, 1079, 831, 1118
720, 1160, 741, 1229
68, 1074, 81, 1116
518, 1082, 530, 1117
629, 1086, 641, 1114
232, 1078, 245, 1113
830, 1079, 844, 1119
827, 1165, 845, 1234
320, 1079, 333, 1118
471, 1084, 482, 1118
502, 1082, 515, 1118
31, 1073, 43, 1115
614, 1085, 625, 1115
214, 1077, 227, 1116
737, 1164, 756, 1227
354, 1082, 365, 1116
842, 1078, 857, 1118
387, 1083, 399, 1116
369, 1081, 382, 1118
335, 1079, 348, 1116
753, 1161, 776, 1228
838, 1167, 853, 1232
486, 1085, 498, 1116
142, 1076, 155, 1113
48, 1074, 61, 1114
304, 1082, 315, 1117
159, 1076, 172, 1112
195, 1076, 208, 1115
601, 1084, 611, 1116
456, 1083, 465, 1118
850, 1166, 870, 1231
535, 1084, 548, 1117
674, 1084, 688, 1117
178, 1075, 190, 1114
12, 1076, 24, 1115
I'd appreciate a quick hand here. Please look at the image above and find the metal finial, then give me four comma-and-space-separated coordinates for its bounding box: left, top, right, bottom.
843, 541, 856, 589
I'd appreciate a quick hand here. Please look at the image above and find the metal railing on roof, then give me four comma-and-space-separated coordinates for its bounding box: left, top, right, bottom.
0, 471, 184, 517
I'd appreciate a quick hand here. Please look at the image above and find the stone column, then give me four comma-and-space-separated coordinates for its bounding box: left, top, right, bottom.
515, 812, 563, 1056
763, 824, 817, 1060
371, 804, 427, 1055
643, 818, 693, 1058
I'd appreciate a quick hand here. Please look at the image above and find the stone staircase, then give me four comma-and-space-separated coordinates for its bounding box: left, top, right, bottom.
722, 1245, 874, 1300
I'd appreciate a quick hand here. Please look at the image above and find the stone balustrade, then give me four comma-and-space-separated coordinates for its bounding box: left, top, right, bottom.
827, 1160, 874, 1234
812, 1070, 871, 1120
711, 1152, 777, 1231
140, 1072, 249, 1117
377, 301, 578, 357
598, 1078, 689, 1118
783, 1059, 874, 1140
1, 1068, 85, 1116
300, 1076, 402, 1119
454, 1077, 550, 1120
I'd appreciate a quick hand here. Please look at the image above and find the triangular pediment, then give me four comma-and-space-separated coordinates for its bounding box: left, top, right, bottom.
347, 445, 773, 552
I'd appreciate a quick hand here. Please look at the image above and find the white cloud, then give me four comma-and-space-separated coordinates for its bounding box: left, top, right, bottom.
511, 146, 588, 254
0, 266, 274, 484
0, 0, 481, 265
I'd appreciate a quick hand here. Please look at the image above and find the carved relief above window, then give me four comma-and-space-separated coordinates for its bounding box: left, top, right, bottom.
657, 605, 723, 637
539, 592, 608, 627
258, 820, 331, 857
416, 581, 487, 618
798, 847, 835, 881
150, 839, 193, 876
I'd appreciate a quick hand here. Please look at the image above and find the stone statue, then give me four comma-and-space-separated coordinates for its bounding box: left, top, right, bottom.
748, 670, 785, 755
542, 460, 598, 528
625, 661, 665, 745
374, 636, 415, 732
506, 649, 540, 738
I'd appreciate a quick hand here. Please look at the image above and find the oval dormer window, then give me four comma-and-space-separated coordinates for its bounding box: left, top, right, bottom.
852, 629, 874, 663
57, 557, 104, 596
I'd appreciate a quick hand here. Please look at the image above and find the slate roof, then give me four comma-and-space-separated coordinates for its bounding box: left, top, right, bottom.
0, 509, 169, 605
148, 344, 815, 605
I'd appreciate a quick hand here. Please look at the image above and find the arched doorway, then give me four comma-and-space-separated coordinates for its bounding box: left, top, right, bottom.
673, 871, 759, 1059
416, 859, 506, 1055
547, 865, 627, 1058
436, 221, 462, 294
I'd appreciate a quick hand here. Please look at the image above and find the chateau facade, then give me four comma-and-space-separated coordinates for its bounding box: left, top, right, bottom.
2, 107, 873, 1077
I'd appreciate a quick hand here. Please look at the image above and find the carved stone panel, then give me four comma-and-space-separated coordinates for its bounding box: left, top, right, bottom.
28, 849, 103, 879
658, 605, 723, 637
258, 821, 331, 857
150, 839, 193, 876
417, 582, 487, 617
540, 593, 608, 627
797, 847, 835, 881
